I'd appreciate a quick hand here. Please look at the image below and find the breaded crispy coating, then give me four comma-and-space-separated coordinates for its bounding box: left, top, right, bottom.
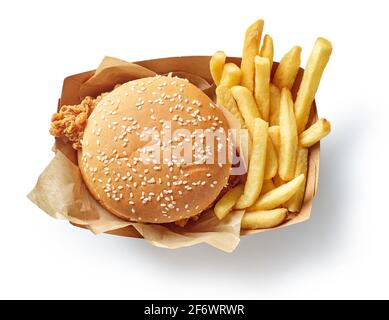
49, 94, 106, 149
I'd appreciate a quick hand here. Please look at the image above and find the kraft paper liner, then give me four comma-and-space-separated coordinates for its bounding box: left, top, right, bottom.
28, 56, 319, 252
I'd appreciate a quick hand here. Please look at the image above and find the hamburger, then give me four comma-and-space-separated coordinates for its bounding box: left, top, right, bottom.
53, 75, 234, 224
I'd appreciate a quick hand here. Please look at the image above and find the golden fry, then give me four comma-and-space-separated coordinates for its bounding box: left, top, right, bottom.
269, 84, 281, 126
235, 118, 268, 209
279, 88, 298, 181
216, 86, 245, 127
272, 46, 302, 90
241, 208, 287, 230
231, 85, 261, 136
241, 20, 264, 92
254, 56, 271, 121
238, 127, 252, 167
264, 137, 278, 180
259, 34, 274, 69
248, 174, 305, 211
210, 51, 227, 86
299, 118, 331, 147
286, 147, 308, 212
268, 125, 280, 155
295, 38, 333, 133
214, 185, 244, 220
219, 63, 242, 88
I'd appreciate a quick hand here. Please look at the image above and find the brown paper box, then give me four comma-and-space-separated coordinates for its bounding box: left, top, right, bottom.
28, 56, 319, 252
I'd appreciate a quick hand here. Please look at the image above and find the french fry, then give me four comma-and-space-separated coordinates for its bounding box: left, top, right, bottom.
214, 185, 244, 220
272, 46, 302, 90
279, 88, 298, 181
238, 127, 252, 166
231, 85, 261, 136
269, 84, 281, 126
269, 129, 283, 187
264, 137, 278, 180
259, 34, 274, 69
295, 38, 333, 133
268, 125, 280, 155
299, 118, 331, 147
248, 174, 305, 211
219, 63, 242, 88
254, 56, 271, 121
241, 208, 287, 229
241, 20, 264, 92
210, 51, 227, 86
235, 118, 268, 209
216, 86, 245, 127
261, 179, 276, 195
286, 147, 308, 212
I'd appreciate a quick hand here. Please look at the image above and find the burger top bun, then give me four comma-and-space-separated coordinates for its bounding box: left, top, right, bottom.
79, 75, 232, 223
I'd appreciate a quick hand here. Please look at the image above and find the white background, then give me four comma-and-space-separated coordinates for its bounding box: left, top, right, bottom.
0, 0, 387, 300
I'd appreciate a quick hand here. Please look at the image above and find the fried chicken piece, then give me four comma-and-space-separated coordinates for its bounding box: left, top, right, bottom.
49, 94, 106, 150
174, 215, 200, 227
174, 175, 245, 227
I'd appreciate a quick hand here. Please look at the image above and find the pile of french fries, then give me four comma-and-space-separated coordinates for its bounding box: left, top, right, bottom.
211, 19, 332, 230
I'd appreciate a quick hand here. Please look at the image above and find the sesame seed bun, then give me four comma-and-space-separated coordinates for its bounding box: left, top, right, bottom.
79, 75, 231, 223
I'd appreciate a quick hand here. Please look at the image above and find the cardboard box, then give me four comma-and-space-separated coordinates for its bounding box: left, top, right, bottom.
29, 56, 319, 251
